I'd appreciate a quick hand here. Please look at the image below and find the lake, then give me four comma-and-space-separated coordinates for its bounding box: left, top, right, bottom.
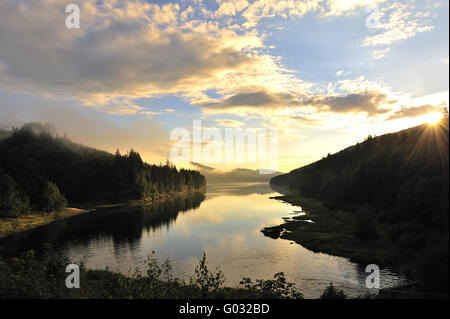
0, 183, 408, 298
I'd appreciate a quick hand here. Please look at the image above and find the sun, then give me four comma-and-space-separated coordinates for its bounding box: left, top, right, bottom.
423, 112, 442, 125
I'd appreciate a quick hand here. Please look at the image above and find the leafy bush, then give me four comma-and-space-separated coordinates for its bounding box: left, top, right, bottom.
189, 252, 225, 298
320, 283, 347, 299
39, 181, 68, 212
0, 167, 30, 217
239, 272, 304, 299
0, 249, 307, 299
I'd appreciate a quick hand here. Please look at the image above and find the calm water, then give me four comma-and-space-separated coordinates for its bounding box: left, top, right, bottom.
0, 183, 408, 298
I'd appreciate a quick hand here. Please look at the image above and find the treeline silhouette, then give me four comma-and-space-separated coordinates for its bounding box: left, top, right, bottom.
0, 123, 206, 217
271, 116, 449, 294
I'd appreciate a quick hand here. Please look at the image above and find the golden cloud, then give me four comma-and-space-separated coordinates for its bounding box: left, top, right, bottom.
0, 0, 301, 114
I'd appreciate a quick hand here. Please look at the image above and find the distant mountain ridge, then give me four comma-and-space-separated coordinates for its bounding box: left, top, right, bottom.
190, 162, 282, 183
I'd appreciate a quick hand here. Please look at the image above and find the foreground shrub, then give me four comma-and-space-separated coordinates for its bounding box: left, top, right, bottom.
239, 272, 304, 299
0, 249, 306, 299
320, 283, 347, 299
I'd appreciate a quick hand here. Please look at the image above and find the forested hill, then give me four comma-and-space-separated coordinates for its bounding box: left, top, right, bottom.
271, 119, 449, 211
0, 123, 206, 217
271, 118, 449, 293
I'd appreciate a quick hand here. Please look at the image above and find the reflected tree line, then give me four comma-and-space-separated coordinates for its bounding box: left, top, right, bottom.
0, 192, 205, 256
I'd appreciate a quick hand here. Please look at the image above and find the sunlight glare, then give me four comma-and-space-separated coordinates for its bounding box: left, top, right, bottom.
423, 112, 442, 125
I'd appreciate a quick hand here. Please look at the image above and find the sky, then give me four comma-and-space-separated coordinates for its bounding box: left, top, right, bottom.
0, 0, 448, 173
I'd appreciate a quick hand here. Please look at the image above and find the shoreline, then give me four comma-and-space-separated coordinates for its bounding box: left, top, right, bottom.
0, 207, 91, 239
262, 193, 405, 274
0, 188, 206, 239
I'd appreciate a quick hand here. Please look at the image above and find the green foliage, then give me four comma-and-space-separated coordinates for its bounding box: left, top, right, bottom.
0, 249, 307, 299
189, 252, 225, 298
39, 181, 67, 212
114, 251, 182, 299
0, 249, 72, 298
0, 167, 30, 217
0, 123, 206, 216
239, 272, 304, 299
320, 283, 347, 299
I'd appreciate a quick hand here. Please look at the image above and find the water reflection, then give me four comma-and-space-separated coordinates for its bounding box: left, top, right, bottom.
205, 182, 276, 199
0, 192, 205, 256
0, 184, 408, 298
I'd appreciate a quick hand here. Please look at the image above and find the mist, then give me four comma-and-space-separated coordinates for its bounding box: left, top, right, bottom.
0, 92, 171, 164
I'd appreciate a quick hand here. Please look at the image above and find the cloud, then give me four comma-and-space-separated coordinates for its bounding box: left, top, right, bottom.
198, 89, 301, 110
239, 0, 387, 27
336, 70, 351, 76
216, 1, 436, 62
198, 82, 397, 118
361, 3, 434, 48
388, 104, 445, 120
0, 0, 437, 126
215, 119, 245, 127
0, 0, 300, 114
324, 0, 386, 16
299, 91, 396, 115
215, 0, 249, 17
372, 47, 391, 59
241, 0, 321, 28
282, 115, 319, 125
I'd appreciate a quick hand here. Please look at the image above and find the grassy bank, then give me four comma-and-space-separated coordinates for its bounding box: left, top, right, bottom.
0, 188, 206, 239
262, 194, 402, 271
0, 208, 90, 239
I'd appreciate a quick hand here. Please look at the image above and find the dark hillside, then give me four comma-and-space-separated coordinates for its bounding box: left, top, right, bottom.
272, 120, 448, 215
271, 118, 449, 294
